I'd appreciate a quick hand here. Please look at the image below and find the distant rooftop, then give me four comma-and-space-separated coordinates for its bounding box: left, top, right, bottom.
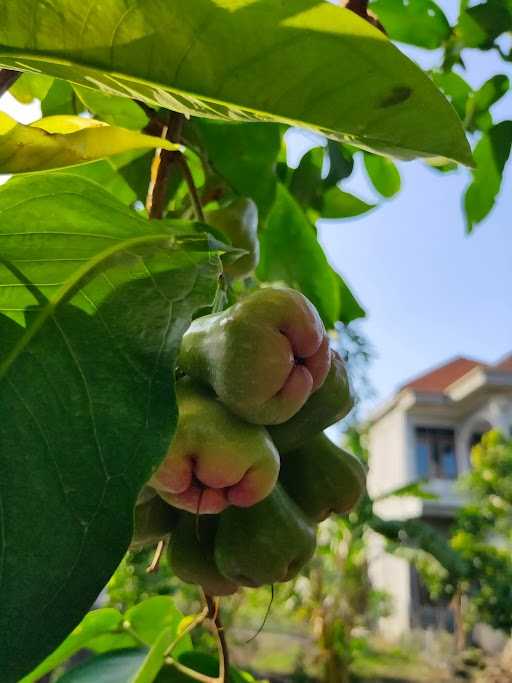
402, 353, 512, 395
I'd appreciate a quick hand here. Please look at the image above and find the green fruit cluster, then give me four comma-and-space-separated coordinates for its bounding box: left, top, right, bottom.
133, 287, 366, 595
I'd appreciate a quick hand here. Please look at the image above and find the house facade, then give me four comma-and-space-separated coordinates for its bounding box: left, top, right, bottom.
366, 354, 512, 637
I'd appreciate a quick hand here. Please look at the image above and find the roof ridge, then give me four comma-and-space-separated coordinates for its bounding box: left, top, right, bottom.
401, 355, 485, 394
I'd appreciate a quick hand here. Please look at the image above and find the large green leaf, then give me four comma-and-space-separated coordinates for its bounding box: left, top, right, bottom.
464, 121, 512, 232
0, 0, 471, 163
371, 0, 451, 49
0, 113, 176, 174
0, 175, 220, 682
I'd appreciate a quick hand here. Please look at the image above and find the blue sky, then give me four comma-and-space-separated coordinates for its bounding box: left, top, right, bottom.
317, 41, 512, 413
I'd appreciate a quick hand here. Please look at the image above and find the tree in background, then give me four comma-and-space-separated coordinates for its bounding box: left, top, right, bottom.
451, 431, 512, 635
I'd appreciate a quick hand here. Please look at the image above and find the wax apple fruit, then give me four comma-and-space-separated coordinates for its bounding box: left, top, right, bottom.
205, 197, 259, 279
214, 483, 316, 587
279, 433, 366, 522
269, 350, 353, 453
168, 514, 238, 596
150, 378, 280, 514
179, 287, 331, 425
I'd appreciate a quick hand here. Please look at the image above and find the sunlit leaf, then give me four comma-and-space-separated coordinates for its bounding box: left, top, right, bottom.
9, 71, 53, 104
0, 0, 471, 163
0, 113, 178, 174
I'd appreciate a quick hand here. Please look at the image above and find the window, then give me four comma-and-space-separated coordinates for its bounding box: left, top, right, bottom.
415, 427, 457, 480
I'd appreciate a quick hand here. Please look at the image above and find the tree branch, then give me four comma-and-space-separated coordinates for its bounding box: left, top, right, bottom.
146, 111, 184, 219
0, 69, 21, 98
205, 595, 230, 682
343, 0, 386, 33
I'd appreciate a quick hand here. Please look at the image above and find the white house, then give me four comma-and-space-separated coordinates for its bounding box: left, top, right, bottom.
366, 353, 512, 637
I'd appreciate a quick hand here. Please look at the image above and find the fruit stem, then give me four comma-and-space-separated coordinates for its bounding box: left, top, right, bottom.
205, 593, 230, 682
146, 539, 165, 574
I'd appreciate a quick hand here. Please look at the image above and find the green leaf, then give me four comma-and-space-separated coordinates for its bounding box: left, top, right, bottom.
289, 147, 324, 206
125, 597, 191, 654
56, 649, 147, 683
21, 609, 123, 683
371, 0, 451, 49
431, 71, 472, 122
466, 74, 510, 131
0, 0, 471, 163
325, 142, 354, 187
369, 516, 467, 577
74, 86, 149, 130
132, 627, 180, 683
0, 113, 178, 174
189, 120, 280, 216
55, 155, 141, 207
9, 71, 53, 104
56, 650, 254, 683
258, 184, 341, 329
0, 175, 220, 682
373, 480, 439, 502
41, 78, 77, 116
321, 187, 375, 218
337, 273, 366, 325
363, 153, 401, 198
464, 121, 512, 232
458, 0, 512, 48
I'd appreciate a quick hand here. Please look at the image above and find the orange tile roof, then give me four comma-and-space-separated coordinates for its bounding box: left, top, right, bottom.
495, 354, 512, 372
402, 357, 485, 394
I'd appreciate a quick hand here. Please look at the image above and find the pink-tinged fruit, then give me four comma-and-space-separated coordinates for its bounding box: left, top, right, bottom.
179, 287, 331, 425
150, 378, 280, 514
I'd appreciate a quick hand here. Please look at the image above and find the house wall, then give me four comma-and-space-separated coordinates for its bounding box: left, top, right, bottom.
367, 530, 413, 638
367, 391, 512, 638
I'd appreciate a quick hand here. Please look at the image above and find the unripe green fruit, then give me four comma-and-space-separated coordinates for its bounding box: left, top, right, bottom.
168, 514, 238, 596
179, 287, 331, 425
150, 377, 280, 514
269, 350, 353, 453
205, 197, 259, 280
215, 483, 317, 587
130, 491, 180, 549
279, 433, 366, 522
